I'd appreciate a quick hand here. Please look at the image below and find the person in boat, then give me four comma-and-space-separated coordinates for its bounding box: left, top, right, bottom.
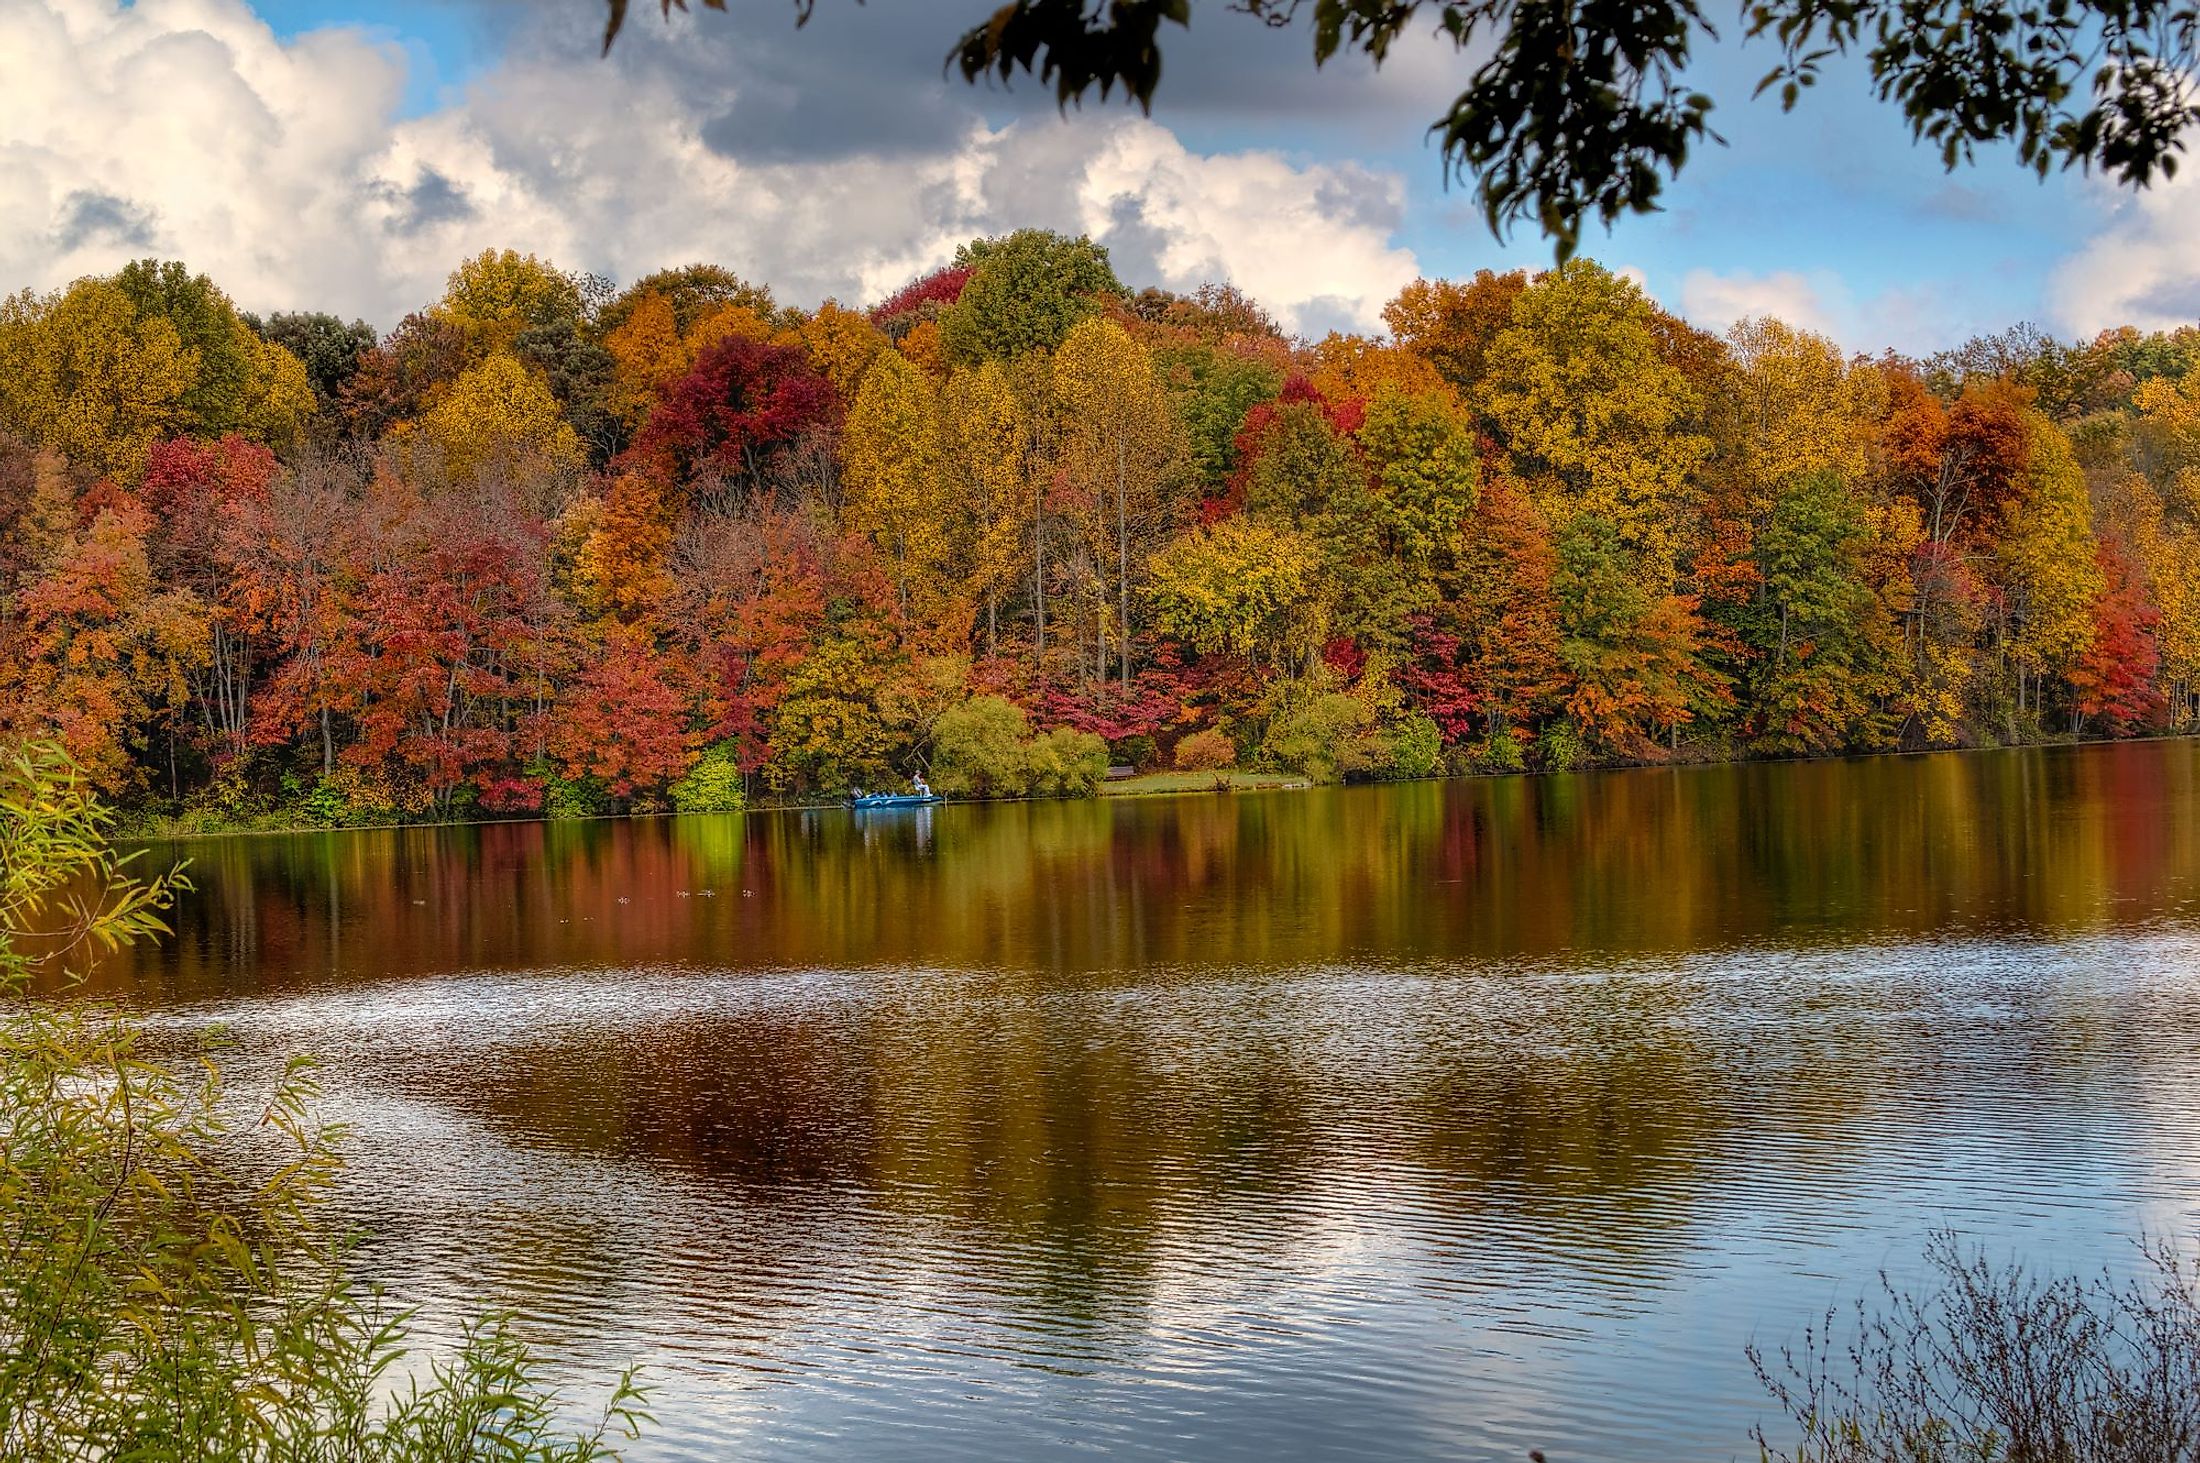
912, 774, 931, 797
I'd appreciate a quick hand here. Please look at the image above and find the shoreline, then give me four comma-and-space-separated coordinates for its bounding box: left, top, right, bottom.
111, 731, 2196, 844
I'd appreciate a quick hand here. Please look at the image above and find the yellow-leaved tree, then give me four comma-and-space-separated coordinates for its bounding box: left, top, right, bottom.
2127, 373, 2200, 723
796, 301, 887, 404
685, 304, 786, 362
941, 360, 1029, 657
1725, 316, 1878, 511
237, 330, 315, 446
110, 259, 313, 448
0, 281, 194, 480
1049, 317, 1188, 688
602, 291, 690, 432
2125, 491, 2200, 726
438, 247, 585, 358
1484, 260, 1710, 582
842, 350, 954, 621
1998, 418, 2102, 726
1146, 514, 1325, 674
0, 263, 315, 478
419, 353, 584, 484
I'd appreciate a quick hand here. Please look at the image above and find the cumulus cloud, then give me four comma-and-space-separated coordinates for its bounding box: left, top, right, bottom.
0, 0, 1423, 335
1074, 129, 1417, 337
2049, 174, 2200, 338
1677, 268, 1840, 338
1671, 266, 1995, 355
0, 0, 408, 312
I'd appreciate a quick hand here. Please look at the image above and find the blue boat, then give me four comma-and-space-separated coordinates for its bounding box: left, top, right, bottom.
850, 792, 942, 810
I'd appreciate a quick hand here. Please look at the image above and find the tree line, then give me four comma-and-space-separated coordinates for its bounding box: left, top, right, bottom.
0, 232, 2193, 825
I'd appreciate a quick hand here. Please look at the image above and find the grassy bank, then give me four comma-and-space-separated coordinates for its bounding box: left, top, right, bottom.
1098, 770, 1311, 798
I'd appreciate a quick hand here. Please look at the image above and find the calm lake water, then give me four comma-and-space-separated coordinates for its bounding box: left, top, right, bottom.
90, 740, 2200, 1461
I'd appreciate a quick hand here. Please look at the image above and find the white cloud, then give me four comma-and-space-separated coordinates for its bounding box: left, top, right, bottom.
2048, 173, 2200, 339
0, 0, 1422, 335
1072, 127, 1419, 336
1676, 268, 1840, 339
0, 0, 408, 312
1670, 267, 1997, 356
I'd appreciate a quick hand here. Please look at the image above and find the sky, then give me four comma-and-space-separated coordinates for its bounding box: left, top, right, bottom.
4, 0, 2197, 353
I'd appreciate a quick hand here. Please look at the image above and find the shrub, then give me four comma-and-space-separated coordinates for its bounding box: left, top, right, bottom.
284, 771, 354, 828
1027, 727, 1109, 797
1535, 720, 1585, 773
1753, 1231, 2200, 1463
0, 742, 651, 1460
1174, 727, 1237, 771
323, 764, 401, 824
198, 761, 255, 818
1373, 713, 1443, 780
1477, 732, 1527, 774
669, 741, 746, 814
544, 772, 610, 820
1112, 734, 1158, 772
931, 699, 1109, 800
1263, 693, 1373, 783
932, 695, 1031, 797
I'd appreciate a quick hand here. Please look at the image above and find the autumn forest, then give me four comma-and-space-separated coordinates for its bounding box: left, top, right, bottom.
1, 233, 2193, 827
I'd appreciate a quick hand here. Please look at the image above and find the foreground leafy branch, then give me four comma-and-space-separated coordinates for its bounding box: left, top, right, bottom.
0, 740, 650, 1461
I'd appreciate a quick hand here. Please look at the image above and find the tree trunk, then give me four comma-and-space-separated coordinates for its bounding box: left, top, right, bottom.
1117, 434, 1131, 694
1033, 476, 1046, 667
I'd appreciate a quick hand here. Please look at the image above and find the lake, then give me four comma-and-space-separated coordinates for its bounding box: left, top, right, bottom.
89, 740, 2200, 1461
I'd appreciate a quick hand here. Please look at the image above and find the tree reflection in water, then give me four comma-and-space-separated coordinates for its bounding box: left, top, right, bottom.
67, 739, 2200, 1463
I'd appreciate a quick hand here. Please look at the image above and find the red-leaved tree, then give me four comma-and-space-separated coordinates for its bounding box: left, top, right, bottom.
549, 623, 695, 799
2070, 537, 2166, 732
141, 436, 279, 764
633, 336, 839, 487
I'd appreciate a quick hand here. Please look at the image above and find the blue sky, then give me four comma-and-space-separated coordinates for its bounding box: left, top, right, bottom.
254, 0, 495, 107
1, 0, 2182, 350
